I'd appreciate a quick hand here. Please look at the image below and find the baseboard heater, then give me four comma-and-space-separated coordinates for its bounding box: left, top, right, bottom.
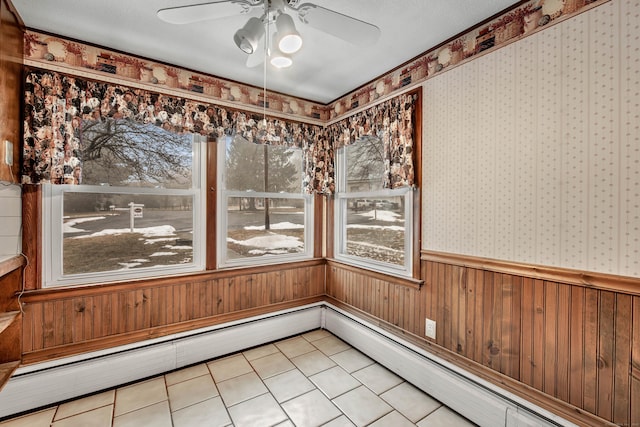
322, 304, 577, 427
0, 302, 575, 426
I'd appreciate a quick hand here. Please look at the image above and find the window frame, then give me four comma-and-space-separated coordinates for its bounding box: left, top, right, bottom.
216, 136, 314, 268
41, 135, 207, 288
333, 143, 416, 278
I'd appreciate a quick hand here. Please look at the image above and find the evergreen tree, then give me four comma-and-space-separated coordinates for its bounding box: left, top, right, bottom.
225, 136, 300, 211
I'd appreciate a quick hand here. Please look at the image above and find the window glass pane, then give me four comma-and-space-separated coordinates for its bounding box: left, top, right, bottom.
226, 197, 305, 259
344, 137, 385, 192
80, 119, 194, 189
344, 196, 405, 266
63, 191, 194, 275
225, 136, 302, 192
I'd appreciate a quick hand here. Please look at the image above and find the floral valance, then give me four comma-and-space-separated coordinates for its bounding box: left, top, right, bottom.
22, 68, 417, 194
326, 91, 418, 189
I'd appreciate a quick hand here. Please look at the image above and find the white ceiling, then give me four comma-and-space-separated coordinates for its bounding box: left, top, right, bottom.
11, 0, 518, 104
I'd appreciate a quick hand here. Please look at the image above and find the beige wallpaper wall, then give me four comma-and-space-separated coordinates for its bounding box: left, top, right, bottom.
422, 0, 640, 277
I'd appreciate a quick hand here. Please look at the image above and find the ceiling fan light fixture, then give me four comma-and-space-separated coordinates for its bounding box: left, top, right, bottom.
269, 30, 293, 68
270, 52, 293, 68
275, 13, 302, 54
234, 17, 264, 54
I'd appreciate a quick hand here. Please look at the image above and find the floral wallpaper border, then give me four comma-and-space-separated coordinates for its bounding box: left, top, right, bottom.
328, 0, 609, 120
23, 30, 331, 123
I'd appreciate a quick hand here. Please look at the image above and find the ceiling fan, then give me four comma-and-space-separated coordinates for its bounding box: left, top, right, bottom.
157, 0, 380, 68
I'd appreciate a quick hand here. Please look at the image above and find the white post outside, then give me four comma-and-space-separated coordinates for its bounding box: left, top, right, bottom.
129, 203, 144, 232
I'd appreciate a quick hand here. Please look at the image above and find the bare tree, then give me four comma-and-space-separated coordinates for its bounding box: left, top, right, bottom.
346, 136, 385, 189
80, 118, 193, 188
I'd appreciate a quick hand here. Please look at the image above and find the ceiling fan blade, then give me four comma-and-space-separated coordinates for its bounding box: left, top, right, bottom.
295, 3, 380, 46
157, 0, 261, 24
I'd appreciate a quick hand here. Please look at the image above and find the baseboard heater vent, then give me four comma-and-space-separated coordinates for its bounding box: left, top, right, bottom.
0, 304, 323, 419
1, 302, 575, 426
322, 304, 577, 427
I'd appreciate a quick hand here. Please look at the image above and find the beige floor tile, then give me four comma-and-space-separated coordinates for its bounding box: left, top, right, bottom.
282, 389, 342, 427
165, 363, 210, 386
291, 349, 336, 376
302, 329, 332, 342
321, 415, 356, 426
217, 371, 268, 406
54, 390, 114, 420
250, 351, 295, 379
113, 400, 172, 427
332, 386, 392, 427
227, 393, 288, 427
352, 364, 403, 394
311, 336, 351, 356
264, 369, 316, 403
171, 397, 231, 427
330, 349, 374, 373
416, 406, 476, 427
368, 410, 416, 427
275, 336, 316, 358
3, 331, 473, 427
168, 374, 219, 412
114, 377, 167, 416
309, 366, 361, 399
243, 343, 280, 361
0, 408, 56, 427
51, 405, 112, 427
207, 354, 253, 382
381, 382, 441, 423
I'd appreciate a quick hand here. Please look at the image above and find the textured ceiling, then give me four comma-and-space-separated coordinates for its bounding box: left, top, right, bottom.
11, 0, 518, 104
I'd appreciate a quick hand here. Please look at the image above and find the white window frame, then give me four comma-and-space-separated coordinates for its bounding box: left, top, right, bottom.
334, 145, 414, 277
217, 137, 314, 268
42, 135, 206, 288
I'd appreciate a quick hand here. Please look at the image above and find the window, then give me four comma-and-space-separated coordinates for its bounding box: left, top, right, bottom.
43, 119, 206, 287
334, 137, 414, 276
217, 135, 313, 267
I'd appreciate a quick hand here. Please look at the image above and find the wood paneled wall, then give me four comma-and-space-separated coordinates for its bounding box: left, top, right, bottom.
0, 0, 23, 183
20, 261, 325, 365
326, 257, 640, 427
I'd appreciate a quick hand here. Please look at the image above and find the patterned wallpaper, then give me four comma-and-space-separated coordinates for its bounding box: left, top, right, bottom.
422, 0, 640, 277
328, 0, 609, 121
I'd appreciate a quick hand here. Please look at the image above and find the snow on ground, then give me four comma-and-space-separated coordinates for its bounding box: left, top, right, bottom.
74, 225, 177, 240
228, 234, 303, 250
348, 240, 405, 253
347, 224, 405, 232
63, 216, 106, 233
149, 252, 178, 257
244, 222, 304, 230
357, 210, 402, 222
118, 262, 144, 268
164, 245, 192, 250
144, 237, 178, 245
248, 249, 289, 255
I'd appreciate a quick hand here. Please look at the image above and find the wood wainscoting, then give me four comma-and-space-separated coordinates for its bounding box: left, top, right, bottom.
19, 260, 326, 365
326, 255, 640, 427
0, 0, 24, 184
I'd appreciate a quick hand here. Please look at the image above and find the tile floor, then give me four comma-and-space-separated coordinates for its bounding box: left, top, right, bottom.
0, 329, 477, 427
